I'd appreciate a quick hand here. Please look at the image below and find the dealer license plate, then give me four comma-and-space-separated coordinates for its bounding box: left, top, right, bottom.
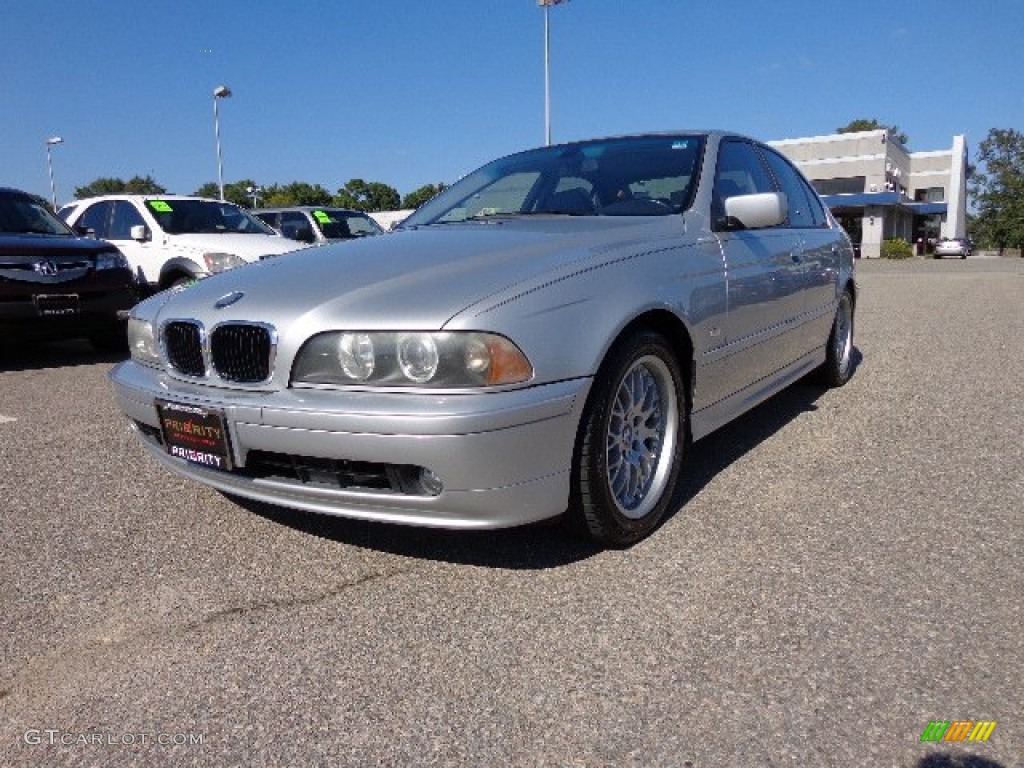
34, 294, 80, 316
156, 400, 233, 471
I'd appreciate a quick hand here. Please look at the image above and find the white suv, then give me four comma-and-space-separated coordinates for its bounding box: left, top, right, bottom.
59, 195, 306, 292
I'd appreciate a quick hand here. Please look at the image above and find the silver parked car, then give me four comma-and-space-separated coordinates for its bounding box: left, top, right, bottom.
252, 206, 384, 246
111, 131, 856, 546
934, 237, 971, 259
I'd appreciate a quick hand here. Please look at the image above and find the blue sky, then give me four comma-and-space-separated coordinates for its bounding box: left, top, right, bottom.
2, 0, 1021, 205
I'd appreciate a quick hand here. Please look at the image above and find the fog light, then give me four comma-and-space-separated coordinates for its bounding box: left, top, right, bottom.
419, 468, 444, 496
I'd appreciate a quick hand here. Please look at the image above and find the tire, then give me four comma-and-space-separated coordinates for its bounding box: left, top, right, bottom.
816, 289, 855, 387
568, 329, 687, 547
169, 275, 196, 289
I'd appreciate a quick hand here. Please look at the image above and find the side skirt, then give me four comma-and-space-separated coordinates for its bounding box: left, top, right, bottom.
689, 346, 825, 442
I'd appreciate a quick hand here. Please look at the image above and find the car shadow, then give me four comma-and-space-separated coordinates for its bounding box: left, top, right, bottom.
663, 345, 864, 525
238, 346, 864, 569
0, 338, 127, 372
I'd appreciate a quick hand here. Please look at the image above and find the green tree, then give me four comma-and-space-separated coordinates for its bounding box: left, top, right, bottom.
836, 119, 909, 146
402, 183, 448, 209
194, 182, 220, 199
334, 179, 401, 212
75, 175, 166, 199
193, 179, 264, 207
261, 182, 333, 207
970, 128, 1024, 254
192, 179, 254, 205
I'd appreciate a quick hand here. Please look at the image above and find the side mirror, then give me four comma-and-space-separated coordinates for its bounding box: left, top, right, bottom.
130, 224, 150, 242
722, 192, 787, 230
74, 225, 96, 238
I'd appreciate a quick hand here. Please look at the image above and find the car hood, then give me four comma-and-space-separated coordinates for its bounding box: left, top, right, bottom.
165, 232, 304, 259
154, 218, 678, 333
0, 232, 118, 257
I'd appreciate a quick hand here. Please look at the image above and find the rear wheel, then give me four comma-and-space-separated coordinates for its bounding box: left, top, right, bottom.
569, 330, 686, 547
816, 289, 855, 387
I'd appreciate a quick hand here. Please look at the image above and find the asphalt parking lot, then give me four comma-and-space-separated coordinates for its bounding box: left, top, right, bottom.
1, 258, 1021, 767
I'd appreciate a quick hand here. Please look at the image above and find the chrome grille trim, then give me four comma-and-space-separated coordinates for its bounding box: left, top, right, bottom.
210, 322, 276, 383
162, 320, 206, 378
159, 319, 277, 384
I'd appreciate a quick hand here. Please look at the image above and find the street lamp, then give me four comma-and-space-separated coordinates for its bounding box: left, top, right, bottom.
45, 136, 64, 211
538, 0, 568, 146
212, 85, 232, 201
246, 184, 262, 208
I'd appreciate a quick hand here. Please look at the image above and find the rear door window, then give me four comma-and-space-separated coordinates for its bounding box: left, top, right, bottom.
108, 201, 146, 239
77, 201, 113, 238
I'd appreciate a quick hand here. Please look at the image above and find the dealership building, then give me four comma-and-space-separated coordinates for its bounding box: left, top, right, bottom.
768, 130, 969, 258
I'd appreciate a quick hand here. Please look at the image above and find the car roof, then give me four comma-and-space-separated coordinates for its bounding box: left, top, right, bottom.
0, 186, 44, 201
253, 206, 366, 215
68, 194, 229, 205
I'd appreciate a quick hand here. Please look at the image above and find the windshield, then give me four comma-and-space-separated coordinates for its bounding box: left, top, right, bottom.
146, 199, 278, 235
402, 135, 704, 227
311, 209, 383, 239
0, 192, 75, 235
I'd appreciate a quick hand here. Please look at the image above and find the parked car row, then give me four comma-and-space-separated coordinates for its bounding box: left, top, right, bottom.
2, 191, 391, 351
58, 196, 307, 292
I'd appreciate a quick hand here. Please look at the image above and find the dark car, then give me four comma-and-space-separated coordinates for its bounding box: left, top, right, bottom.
0, 187, 137, 352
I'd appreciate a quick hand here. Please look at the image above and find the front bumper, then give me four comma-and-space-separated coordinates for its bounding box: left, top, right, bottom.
110, 360, 591, 529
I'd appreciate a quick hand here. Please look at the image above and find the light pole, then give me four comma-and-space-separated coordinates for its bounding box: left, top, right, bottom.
246, 184, 262, 208
45, 136, 64, 210
538, 0, 567, 146
213, 85, 232, 201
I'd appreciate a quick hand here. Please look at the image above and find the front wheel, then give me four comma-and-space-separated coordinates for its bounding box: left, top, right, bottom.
568, 330, 687, 547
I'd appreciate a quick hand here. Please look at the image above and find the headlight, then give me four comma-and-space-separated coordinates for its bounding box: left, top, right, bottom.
292, 331, 533, 388
127, 316, 159, 367
203, 252, 247, 273
337, 333, 376, 381
95, 250, 130, 270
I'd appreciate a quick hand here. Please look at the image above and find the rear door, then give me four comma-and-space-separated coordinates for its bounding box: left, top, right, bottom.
759, 145, 839, 352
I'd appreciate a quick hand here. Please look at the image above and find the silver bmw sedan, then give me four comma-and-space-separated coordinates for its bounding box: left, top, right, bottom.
111, 131, 856, 546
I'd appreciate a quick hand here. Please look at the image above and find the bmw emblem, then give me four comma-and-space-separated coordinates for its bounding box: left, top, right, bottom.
214, 291, 245, 309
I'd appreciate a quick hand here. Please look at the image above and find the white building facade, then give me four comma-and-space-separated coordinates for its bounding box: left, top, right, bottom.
768, 130, 968, 258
